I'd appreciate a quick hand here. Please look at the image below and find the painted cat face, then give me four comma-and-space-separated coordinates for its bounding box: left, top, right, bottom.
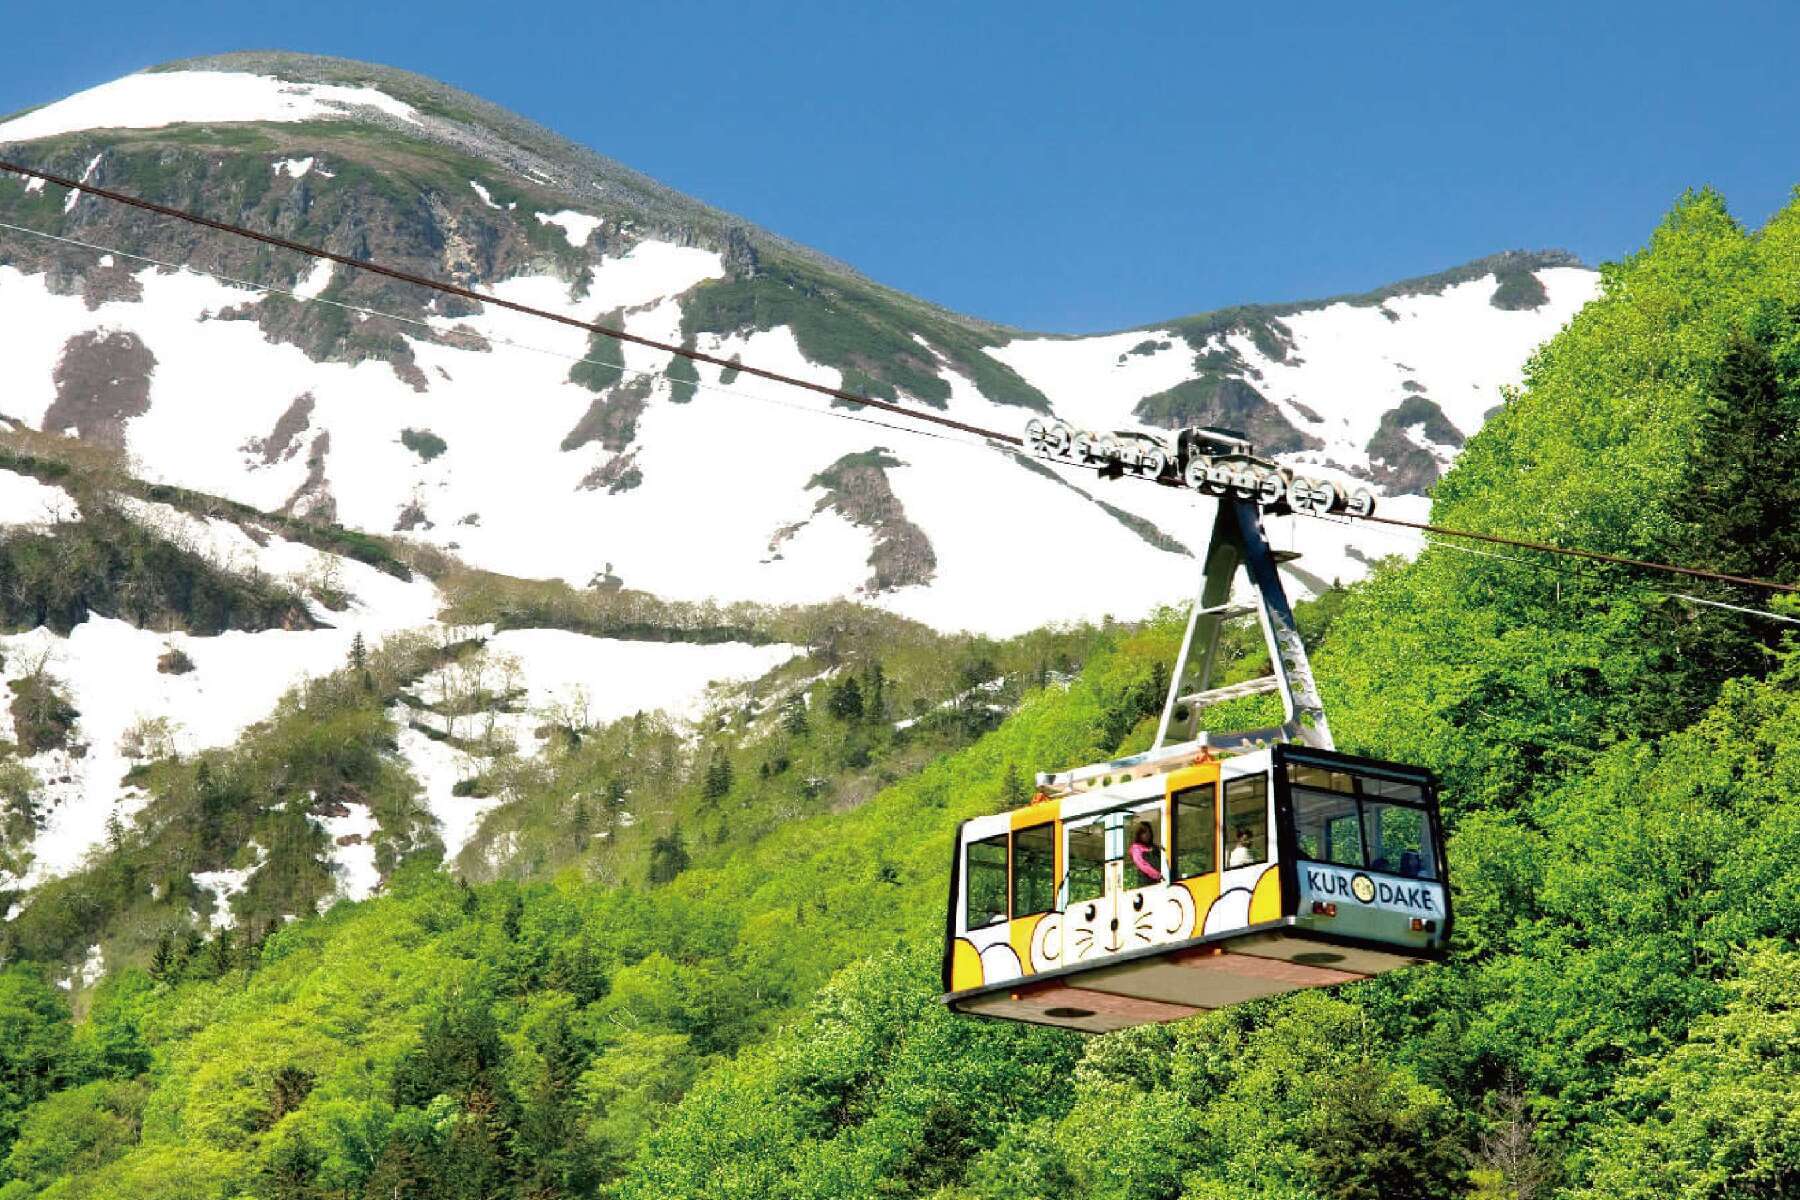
1066, 897, 1119, 962
1030, 882, 1197, 972
1029, 909, 1064, 973
1121, 881, 1197, 951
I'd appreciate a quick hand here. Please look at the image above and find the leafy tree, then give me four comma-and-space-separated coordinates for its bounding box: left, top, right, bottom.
2, 1080, 145, 1194
0, 967, 72, 1156
1578, 945, 1800, 1200
647, 829, 690, 885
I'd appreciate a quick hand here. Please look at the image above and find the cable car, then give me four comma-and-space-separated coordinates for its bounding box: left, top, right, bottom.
941, 442, 1449, 1032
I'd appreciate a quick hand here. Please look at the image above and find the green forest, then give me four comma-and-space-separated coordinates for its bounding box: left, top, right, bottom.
3, 187, 1799, 1199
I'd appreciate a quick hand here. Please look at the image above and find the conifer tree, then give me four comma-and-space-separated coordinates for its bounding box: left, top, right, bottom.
147, 929, 176, 981
827, 676, 864, 722
648, 829, 690, 884
781, 693, 810, 737
702, 752, 733, 801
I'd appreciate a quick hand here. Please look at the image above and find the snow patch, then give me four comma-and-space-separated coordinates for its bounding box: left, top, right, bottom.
192, 843, 265, 929
292, 258, 333, 301
59, 943, 104, 991
490, 628, 796, 726
273, 156, 315, 179
535, 210, 603, 248
0, 468, 80, 526
469, 180, 501, 210
0, 71, 421, 143
316, 802, 380, 901
0, 499, 439, 889
61, 153, 103, 214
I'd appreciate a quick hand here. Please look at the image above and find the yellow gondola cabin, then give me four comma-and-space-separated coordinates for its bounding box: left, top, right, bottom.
943, 429, 1452, 1032
940, 744, 1449, 1033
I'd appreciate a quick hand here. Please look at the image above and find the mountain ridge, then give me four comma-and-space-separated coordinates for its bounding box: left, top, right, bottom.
8, 50, 1583, 338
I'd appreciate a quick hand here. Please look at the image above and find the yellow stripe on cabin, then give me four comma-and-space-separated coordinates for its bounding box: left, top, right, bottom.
950, 938, 983, 991
1009, 913, 1044, 972
1249, 864, 1282, 925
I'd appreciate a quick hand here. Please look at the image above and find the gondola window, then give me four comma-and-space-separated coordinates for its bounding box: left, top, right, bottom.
966, 834, 1008, 928
1066, 820, 1107, 905
1173, 785, 1215, 879
1362, 801, 1437, 879
1224, 776, 1269, 865
1293, 787, 1364, 867
1013, 823, 1056, 916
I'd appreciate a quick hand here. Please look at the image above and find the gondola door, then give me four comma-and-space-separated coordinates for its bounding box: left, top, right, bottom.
1117, 795, 1173, 951
1060, 810, 1120, 963
1211, 768, 1274, 932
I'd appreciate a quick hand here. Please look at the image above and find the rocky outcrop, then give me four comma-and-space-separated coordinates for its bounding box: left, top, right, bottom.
1363, 395, 1465, 493
771, 448, 937, 593
562, 376, 652, 454
243, 393, 316, 465
44, 330, 155, 448
1135, 374, 1322, 454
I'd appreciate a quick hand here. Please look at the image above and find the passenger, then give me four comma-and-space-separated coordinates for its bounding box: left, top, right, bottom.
1399, 850, 1423, 878
1128, 821, 1162, 883
1227, 826, 1257, 868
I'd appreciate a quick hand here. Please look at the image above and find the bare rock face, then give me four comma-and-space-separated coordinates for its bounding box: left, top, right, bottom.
282, 431, 337, 521
44, 330, 156, 448
1363, 395, 1466, 494
1134, 373, 1322, 454
243, 392, 317, 465
580, 450, 642, 494
789, 448, 937, 593
562, 376, 652, 454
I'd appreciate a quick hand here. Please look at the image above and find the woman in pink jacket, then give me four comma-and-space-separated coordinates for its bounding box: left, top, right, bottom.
1129, 821, 1162, 884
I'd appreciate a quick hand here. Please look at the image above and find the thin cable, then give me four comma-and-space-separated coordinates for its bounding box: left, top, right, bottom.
0, 217, 986, 454
1320, 512, 1800, 628
4, 155, 1798, 598
1669, 591, 1800, 626
0, 157, 1021, 447
1359, 510, 1798, 594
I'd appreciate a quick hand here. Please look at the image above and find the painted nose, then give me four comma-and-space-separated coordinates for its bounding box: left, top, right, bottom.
1109, 918, 1118, 931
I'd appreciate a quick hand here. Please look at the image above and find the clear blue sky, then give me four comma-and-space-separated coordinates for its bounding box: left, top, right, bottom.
4, 1, 1797, 332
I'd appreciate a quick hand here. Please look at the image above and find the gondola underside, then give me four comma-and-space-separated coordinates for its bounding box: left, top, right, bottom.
945, 922, 1439, 1034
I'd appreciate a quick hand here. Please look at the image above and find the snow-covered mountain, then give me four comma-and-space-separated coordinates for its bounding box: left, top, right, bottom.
0, 54, 1597, 636
0, 53, 1600, 915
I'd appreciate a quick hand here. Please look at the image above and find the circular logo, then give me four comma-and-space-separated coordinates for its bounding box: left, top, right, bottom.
1350, 873, 1377, 904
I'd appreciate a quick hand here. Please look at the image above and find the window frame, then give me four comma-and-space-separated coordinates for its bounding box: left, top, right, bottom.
963, 832, 1010, 930
1121, 799, 1167, 889
1170, 782, 1218, 882
1273, 746, 1448, 885
1359, 799, 1438, 880
1222, 773, 1270, 869
1061, 811, 1111, 909
1011, 821, 1057, 919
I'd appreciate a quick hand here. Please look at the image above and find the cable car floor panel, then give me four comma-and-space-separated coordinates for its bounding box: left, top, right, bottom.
947, 929, 1429, 1034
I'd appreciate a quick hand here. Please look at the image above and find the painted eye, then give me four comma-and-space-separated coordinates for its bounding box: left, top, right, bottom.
1132, 894, 1145, 911
1084, 904, 1096, 922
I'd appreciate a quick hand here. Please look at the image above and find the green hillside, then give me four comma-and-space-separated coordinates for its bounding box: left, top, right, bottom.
3, 187, 1800, 1199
